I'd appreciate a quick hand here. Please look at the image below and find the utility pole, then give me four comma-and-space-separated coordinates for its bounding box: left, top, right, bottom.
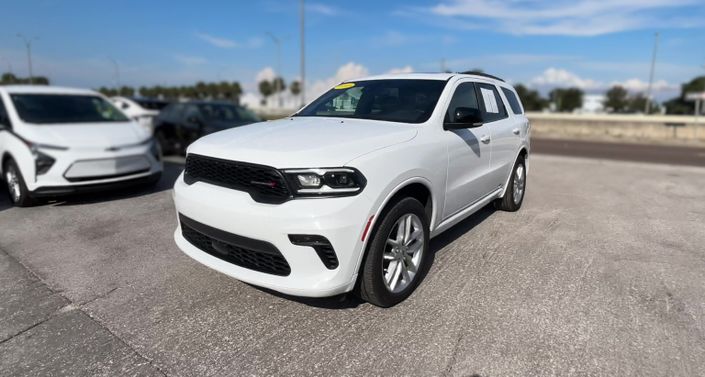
300, 0, 306, 107
107, 57, 120, 88
645, 32, 659, 114
266, 32, 282, 108
16, 34, 37, 84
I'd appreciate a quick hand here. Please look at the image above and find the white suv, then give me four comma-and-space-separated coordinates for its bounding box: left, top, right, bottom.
0, 86, 163, 206
172, 73, 529, 307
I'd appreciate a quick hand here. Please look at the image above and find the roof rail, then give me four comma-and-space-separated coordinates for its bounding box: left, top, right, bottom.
458, 71, 505, 82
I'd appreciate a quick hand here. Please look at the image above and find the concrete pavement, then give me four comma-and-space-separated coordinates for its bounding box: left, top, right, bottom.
1, 154, 704, 376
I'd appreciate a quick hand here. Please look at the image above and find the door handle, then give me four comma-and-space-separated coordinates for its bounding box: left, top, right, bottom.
512, 128, 521, 135
480, 135, 491, 144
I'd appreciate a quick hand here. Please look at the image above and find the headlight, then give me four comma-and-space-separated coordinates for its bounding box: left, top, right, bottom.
283, 168, 366, 197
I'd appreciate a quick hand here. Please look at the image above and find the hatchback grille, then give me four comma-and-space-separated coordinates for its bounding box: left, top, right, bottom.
180, 214, 291, 276
184, 154, 291, 204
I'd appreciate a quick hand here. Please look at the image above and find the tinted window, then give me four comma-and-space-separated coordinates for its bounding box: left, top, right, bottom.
297, 79, 447, 124
445, 82, 481, 123
0, 96, 10, 129
10, 94, 129, 124
501, 87, 523, 114
476, 83, 507, 123
196, 103, 259, 122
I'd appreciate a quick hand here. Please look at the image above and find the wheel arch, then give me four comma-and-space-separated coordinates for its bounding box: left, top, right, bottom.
352, 177, 436, 278
499, 146, 529, 198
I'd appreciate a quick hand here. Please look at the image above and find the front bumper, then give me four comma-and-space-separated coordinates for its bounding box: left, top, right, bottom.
25, 143, 163, 195
32, 171, 161, 197
173, 172, 375, 297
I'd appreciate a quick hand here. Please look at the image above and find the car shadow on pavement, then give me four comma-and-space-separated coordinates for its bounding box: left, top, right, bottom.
49, 160, 185, 207
252, 205, 497, 310
0, 189, 10, 212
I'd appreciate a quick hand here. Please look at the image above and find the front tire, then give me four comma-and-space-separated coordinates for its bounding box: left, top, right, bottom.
357, 197, 430, 307
494, 155, 526, 212
3, 159, 34, 207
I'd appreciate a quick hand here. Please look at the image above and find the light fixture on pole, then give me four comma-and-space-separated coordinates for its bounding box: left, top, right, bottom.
16, 34, 38, 85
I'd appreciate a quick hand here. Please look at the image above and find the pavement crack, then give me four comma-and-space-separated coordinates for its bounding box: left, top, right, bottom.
442, 332, 465, 376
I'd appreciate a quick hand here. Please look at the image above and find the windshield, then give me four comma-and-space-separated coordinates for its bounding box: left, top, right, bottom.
11, 94, 129, 124
296, 79, 447, 124
197, 103, 261, 123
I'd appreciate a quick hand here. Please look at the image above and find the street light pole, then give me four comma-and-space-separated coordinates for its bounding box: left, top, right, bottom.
266, 32, 282, 108
16, 34, 37, 84
300, 0, 305, 107
645, 32, 659, 114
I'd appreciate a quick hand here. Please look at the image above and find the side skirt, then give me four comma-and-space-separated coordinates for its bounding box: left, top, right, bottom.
431, 187, 502, 238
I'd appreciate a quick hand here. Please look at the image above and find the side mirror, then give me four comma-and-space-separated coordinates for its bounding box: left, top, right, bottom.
444, 107, 483, 130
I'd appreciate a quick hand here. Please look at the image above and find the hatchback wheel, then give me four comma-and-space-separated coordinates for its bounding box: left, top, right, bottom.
357, 197, 430, 307
4, 159, 34, 207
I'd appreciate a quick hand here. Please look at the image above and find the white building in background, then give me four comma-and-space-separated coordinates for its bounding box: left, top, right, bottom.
580, 94, 606, 114
240, 91, 301, 115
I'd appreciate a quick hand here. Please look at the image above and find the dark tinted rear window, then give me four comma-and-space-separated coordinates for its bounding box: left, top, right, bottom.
501, 87, 523, 114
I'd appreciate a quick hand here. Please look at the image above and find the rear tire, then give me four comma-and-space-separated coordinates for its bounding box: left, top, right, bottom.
3, 159, 34, 207
356, 197, 430, 307
494, 155, 526, 212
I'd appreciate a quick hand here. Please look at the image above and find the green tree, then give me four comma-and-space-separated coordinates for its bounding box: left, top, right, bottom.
665, 76, 705, 115
514, 84, 547, 111
259, 80, 273, 101
290, 80, 301, 96
550, 87, 583, 112
272, 77, 286, 93
604, 85, 629, 113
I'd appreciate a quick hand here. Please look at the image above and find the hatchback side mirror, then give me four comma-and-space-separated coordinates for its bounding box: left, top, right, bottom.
444, 107, 483, 130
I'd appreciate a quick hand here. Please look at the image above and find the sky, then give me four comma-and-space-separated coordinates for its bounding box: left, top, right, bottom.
1, 0, 704, 101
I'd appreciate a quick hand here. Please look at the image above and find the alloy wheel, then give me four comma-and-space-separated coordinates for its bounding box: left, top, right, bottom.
5, 168, 21, 203
382, 213, 425, 293
513, 164, 525, 205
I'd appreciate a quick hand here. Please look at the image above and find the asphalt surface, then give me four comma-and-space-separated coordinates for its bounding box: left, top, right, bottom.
532, 138, 705, 167
1, 150, 705, 376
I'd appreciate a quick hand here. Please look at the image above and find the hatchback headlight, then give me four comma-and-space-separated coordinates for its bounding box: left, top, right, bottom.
283, 168, 366, 197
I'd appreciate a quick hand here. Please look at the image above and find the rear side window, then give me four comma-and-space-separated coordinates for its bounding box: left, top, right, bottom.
501, 87, 523, 114
477, 83, 507, 123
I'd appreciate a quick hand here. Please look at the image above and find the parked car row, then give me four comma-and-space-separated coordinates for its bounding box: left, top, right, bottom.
0, 86, 262, 206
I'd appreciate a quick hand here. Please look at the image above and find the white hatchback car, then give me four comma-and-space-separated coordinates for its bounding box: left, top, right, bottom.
0, 86, 163, 206
173, 72, 530, 307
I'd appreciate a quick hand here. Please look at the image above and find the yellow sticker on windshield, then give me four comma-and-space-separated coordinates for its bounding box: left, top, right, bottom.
334, 82, 356, 90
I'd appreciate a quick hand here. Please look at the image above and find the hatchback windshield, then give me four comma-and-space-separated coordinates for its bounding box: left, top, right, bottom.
11, 94, 129, 124
197, 103, 261, 123
296, 79, 447, 124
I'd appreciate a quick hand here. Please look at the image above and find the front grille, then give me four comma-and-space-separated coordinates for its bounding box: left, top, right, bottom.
180, 214, 291, 276
184, 154, 291, 204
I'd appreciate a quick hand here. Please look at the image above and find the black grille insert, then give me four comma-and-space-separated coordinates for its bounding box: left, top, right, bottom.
180, 214, 291, 276
184, 154, 291, 204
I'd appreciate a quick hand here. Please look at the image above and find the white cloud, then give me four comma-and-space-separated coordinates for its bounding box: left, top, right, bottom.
419, 0, 703, 36
307, 2, 339, 15
373, 31, 412, 47
255, 67, 277, 83
387, 65, 414, 74
530, 68, 678, 95
610, 78, 677, 93
195, 32, 238, 48
530, 68, 602, 89
174, 54, 207, 66
307, 62, 370, 101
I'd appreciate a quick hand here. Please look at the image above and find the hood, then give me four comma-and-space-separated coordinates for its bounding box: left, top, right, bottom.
19, 121, 150, 149
188, 117, 418, 168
